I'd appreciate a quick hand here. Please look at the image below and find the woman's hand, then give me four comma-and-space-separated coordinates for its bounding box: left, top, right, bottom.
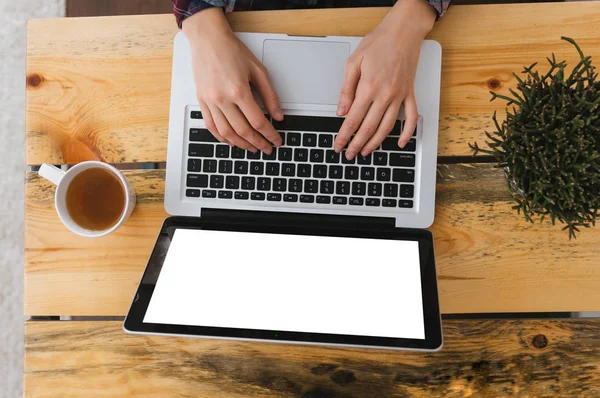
334, 0, 436, 160
183, 8, 283, 154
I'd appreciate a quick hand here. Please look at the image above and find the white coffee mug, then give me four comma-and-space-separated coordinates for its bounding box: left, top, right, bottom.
39, 161, 136, 238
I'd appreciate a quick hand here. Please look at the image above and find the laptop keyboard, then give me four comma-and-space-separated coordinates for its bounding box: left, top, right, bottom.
185, 114, 417, 209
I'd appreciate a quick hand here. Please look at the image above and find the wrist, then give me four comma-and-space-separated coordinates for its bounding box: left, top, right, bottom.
182, 7, 232, 42
387, 0, 436, 38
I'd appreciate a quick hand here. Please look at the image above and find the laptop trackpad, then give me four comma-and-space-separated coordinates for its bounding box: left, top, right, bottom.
262, 39, 350, 105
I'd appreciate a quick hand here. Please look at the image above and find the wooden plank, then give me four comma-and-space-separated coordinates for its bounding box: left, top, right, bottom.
24, 165, 600, 316
25, 3, 600, 165
67, 0, 173, 17
24, 320, 600, 397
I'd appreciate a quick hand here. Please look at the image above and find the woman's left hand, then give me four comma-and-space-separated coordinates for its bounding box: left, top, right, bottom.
334, 0, 436, 160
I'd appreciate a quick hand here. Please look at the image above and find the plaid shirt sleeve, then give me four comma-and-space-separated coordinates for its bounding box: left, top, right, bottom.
173, 0, 451, 28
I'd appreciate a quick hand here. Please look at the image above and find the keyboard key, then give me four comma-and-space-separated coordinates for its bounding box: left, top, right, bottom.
361, 167, 375, 180
190, 111, 203, 119
399, 200, 413, 208
368, 183, 382, 197
294, 148, 308, 162
383, 199, 397, 207
333, 196, 348, 205
235, 191, 249, 200
189, 143, 214, 157
234, 161, 249, 174
329, 166, 343, 179
189, 128, 218, 143
352, 182, 366, 196
345, 166, 359, 180
389, 120, 403, 136
382, 137, 417, 152
279, 131, 285, 145
267, 193, 282, 201
186, 189, 200, 197
313, 165, 327, 179
272, 115, 345, 132
373, 152, 388, 165
250, 162, 264, 175
341, 152, 355, 164
320, 180, 334, 194
287, 133, 301, 146
350, 197, 364, 206
266, 162, 280, 176
203, 159, 217, 173
279, 148, 293, 161
289, 179, 303, 192
366, 198, 380, 206
390, 153, 416, 167
357, 153, 371, 165
319, 134, 333, 148
316, 195, 331, 204
392, 168, 415, 182
187, 159, 201, 172
247, 151, 260, 160
232, 147, 245, 159
284, 194, 298, 202
187, 174, 208, 188
310, 149, 324, 163
258, 177, 272, 191
303, 133, 317, 147
216, 145, 230, 158
298, 164, 311, 177
210, 175, 224, 189
202, 190, 217, 198
300, 195, 315, 203
273, 178, 286, 192
226, 176, 240, 189
336, 181, 350, 195
251, 192, 265, 201
282, 163, 296, 177
263, 149, 277, 161
377, 168, 391, 181
400, 184, 414, 198
242, 176, 255, 190
325, 150, 340, 164
219, 190, 233, 199
384, 183, 399, 197
218, 160, 233, 174
305, 179, 318, 193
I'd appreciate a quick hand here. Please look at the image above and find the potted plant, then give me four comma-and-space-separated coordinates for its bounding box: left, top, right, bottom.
470, 37, 600, 239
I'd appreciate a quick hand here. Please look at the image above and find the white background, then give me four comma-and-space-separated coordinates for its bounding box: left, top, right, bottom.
144, 229, 425, 340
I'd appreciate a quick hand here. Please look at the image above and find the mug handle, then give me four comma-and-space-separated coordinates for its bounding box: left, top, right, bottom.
39, 163, 66, 185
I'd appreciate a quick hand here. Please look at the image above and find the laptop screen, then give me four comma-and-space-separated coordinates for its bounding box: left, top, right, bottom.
143, 228, 425, 340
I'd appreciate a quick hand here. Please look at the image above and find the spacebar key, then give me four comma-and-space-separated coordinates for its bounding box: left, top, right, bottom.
273, 115, 345, 132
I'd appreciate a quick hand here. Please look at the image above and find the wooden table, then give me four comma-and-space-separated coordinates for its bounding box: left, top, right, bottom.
25, 3, 600, 396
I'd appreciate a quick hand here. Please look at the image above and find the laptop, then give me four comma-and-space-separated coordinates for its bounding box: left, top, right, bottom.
124, 32, 443, 351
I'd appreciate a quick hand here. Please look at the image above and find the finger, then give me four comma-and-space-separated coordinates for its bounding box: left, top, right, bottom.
251, 64, 283, 121
399, 93, 418, 148
209, 105, 257, 152
337, 57, 361, 116
237, 94, 283, 147
361, 100, 402, 156
346, 100, 389, 157
199, 101, 228, 143
221, 104, 272, 154
334, 92, 373, 157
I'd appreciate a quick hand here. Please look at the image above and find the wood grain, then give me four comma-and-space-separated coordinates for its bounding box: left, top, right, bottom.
25, 3, 600, 165
25, 320, 600, 397
24, 164, 600, 316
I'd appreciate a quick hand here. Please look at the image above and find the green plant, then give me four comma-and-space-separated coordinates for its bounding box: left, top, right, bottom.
470, 37, 600, 239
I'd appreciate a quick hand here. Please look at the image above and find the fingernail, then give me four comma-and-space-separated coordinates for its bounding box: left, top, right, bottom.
250, 147, 258, 153
275, 140, 283, 147
275, 109, 283, 120
346, 151, 355, 160
336, 105, 346, 116
264, 147, 272, 155
361, 150, 370, 157
399, 140, 407, 149
334, 145, 341, 153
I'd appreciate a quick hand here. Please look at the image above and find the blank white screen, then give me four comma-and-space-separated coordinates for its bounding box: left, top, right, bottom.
144, 229, 425, 340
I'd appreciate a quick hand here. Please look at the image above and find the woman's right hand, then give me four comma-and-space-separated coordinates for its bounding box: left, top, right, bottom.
182, 8, 283, 154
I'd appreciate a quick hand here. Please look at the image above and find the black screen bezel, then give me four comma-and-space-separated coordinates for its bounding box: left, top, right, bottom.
124, 216, 442, 350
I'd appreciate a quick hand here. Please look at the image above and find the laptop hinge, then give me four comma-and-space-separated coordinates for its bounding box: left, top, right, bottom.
200, 208, 395, 231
